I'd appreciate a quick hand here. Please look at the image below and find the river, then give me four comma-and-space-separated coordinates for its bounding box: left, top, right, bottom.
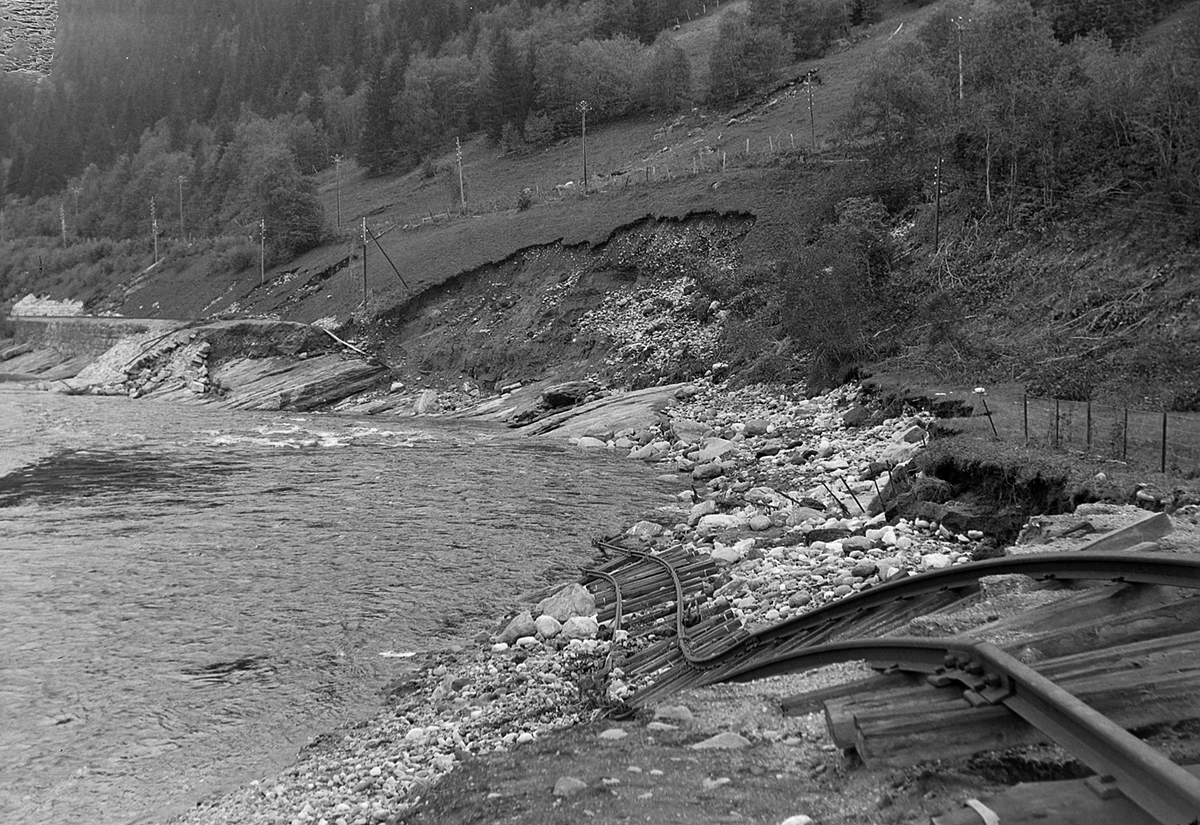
0, 389, 674, 825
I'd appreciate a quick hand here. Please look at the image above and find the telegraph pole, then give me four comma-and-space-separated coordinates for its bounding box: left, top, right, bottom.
60, 204, 67, 247
151, 198, 159, 263
455, 137, 465, 209
806, 77, 816, 148
577, 100, 591, 191
259, 218, 266, 285
361, 217, 368, 305
954, 17, 968, 102
933, 154, 943, 250
177, 175, 186, 238
332, 154, 342, 227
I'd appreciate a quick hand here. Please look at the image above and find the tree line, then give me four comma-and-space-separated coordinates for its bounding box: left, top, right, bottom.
845, 0, 1200, 222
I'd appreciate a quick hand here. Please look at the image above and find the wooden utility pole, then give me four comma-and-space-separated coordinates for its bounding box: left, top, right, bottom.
455, 137, 466, 209
177, 175, 186, 238
807, 78, 816, 148
332, 154, 343, 227
60, 204, 66, 247
259, 218, 266, 285
151, 198, 158, 264
577, 100, 591, 192
933, 154, 943, 250
361, 217, 368, 305
954, 17, 968, 102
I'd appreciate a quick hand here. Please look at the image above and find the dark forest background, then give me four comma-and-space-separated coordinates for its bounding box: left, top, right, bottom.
0, 0, 1196, 272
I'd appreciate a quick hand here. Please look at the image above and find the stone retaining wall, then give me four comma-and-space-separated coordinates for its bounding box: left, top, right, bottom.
8, 317, 183, 358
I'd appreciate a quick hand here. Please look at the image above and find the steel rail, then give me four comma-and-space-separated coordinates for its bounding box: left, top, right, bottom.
969, 641, 1200, 825
747, 551, 1200, 650
721, 637, 1200, 825
581, 567, 624, 636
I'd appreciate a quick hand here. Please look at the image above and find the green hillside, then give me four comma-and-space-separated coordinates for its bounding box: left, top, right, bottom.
3, 0, 1199, 406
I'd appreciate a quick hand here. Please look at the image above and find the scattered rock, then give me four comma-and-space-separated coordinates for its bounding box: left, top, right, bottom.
653, 705, 695, 725
553, 776, 589, 797
414, 389, 440, 415
692, 732, 752, 750
542, 380, 597, 408
576, 436, 609, 449
922, 553, 953, 571
498, 611, 537, 645
627, 520, 665, 539
537, 584, 596, 622
534, 614, 562, 638
841, 404, 870, 427
561, 615, 600, 640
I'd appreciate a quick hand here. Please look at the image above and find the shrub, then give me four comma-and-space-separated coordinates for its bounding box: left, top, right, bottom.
516, 188, 534, 211
523, 112, 556, 147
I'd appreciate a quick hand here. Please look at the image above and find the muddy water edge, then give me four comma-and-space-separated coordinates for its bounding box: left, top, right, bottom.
0, 388, 676, 825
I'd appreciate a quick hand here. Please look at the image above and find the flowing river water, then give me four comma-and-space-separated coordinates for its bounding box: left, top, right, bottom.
0, 389, 675, 825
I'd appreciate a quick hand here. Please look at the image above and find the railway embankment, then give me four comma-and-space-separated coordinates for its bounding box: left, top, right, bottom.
169, 374, 1200, 825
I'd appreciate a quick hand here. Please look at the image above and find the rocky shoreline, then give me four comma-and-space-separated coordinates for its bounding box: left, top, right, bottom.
169, 378, 1020, 825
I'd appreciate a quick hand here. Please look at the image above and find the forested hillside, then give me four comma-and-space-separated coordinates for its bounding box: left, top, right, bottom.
1, 0, 1198, 407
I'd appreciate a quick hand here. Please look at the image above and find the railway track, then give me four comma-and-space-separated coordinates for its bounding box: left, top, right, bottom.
582, 534, 1200, 825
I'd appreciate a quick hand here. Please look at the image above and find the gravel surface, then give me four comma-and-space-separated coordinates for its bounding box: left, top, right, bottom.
172, 378, 1176, 825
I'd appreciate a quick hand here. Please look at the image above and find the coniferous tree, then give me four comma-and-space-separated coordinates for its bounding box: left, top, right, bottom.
481, 29, 531, 142
357, 56, 404, 176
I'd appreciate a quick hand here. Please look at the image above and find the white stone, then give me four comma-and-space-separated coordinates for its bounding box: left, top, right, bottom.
654, 705, 695, 724
535, 614, 562, 638
553, 776, 589, 797
561, 615, 600, 640
575, 436, 609, 449
696, 513, 744, 536
692, 731, 752, 750
711, 543, 743, 565
537, 584, 596, 622
922, 553, 953, 571
627, 520, 665, 538
689, 499, 719, 525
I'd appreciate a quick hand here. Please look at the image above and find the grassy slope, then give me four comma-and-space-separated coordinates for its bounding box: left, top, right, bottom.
13, 0, 1198, 409
102, 0, 938, 324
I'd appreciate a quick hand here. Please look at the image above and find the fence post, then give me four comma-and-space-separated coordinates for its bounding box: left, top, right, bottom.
1162, 411, 1168, 474
1023, 395, 1028, 445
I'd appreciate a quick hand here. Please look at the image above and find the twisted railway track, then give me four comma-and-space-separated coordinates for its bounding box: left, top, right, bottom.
582, 538, 1200, 825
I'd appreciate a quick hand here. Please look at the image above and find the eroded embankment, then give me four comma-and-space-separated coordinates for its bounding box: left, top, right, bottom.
362, 213, 754, 395
32, 319, 389, 411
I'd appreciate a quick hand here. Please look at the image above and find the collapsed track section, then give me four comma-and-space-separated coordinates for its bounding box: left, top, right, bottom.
582, 540, 1200, 825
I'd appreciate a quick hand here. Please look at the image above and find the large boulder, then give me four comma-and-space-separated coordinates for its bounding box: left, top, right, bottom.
690, 437, 737, 463
561, 615, 599, 640
498, 610, 537, 645
537, 583, 596, 622
541, 380, 597, 408
671, 418, 712, 445
414, 389, 441, 415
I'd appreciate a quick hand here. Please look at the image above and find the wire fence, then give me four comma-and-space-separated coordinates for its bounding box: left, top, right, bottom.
976, 394, 1200, 477
380, 134, 827, 234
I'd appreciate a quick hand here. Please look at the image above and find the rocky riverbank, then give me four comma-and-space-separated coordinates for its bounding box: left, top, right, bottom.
171, 377, 1103, 825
